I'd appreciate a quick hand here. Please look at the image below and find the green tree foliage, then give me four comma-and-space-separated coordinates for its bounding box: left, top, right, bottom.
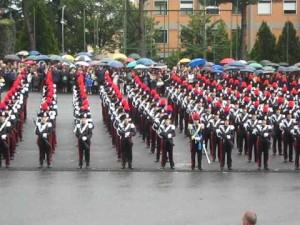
0, 18, 16, 57
231, 26, 241, 59
250, 22, 277, 61
276, 21, 300, 64
209, 20, 230, 63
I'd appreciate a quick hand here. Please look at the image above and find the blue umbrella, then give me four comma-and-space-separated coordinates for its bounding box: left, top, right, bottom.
228, 61, 245, 67
36, 55, 50, 61
240, 66, 256, 73
99, 58, 113, 66
211, 69, 223, 74
188, 58, 206, 68
76, 52, 93, 57
108, 60, 124, 68
127, 61, 137, 68
29, 50, 40, 56
26, 55, 38, 61
137, 58, 155, 66
212, 64, 223, 71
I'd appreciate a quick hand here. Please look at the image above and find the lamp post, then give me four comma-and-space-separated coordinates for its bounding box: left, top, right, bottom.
61, 5, 66, 54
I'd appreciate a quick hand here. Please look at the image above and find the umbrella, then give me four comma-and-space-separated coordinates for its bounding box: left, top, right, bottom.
108, 60, 124, 68
125, 58, 135, 63
137, 58, 155, 66
260, 60, 272, 66
178, 58, 191, 64
211, 69, 223, 74
93, 54, 108, 60
262, 66, 275, 72
134, 64, 148, 70
36, 55, 50, 61
128, 53, 141, 60
99, 58, 113, 66
240, 66, 256, 73
127, 61, 137, 68
89, 60, 102, 66
49, 55, 62, 62
277, 66, 288, 72
266, 62, 280, 68
152, 63, 168, 70
294, 62, 300, 67
16, 50, 29, 56
224, 66, 240, 71
247, 60, 257, 64
228, 61, 245, 67
4, 54, 21, 61
279, 62, 289, 67
220, 58, 235, 65
238, 60, 247, 65
29, 50, 40, 56
204, 62, 215, 67
75, 61, 90, 67
112, 53, 127, 61
62, 54, 75, 62
287, 66, 300, 72
75, 55, 92, 62
76, 52, 93, 57
201, 66, 212, 72
188, 58, 206, 68
212, 64, 223, 71
26, 55, 38, 61
248, 62, 263, 69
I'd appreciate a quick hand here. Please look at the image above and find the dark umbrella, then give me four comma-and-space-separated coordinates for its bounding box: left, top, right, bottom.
4, 54, 21, 61
128, 53, 141, 60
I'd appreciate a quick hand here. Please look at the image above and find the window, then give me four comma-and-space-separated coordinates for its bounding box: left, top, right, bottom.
258, 0, 272, 15
232, 0, 242, 14
180, 0, 193, 15
154, 0, 167, 15
155, 30, 168, 43
205, 0, 219, 15
283, 0, 297, 14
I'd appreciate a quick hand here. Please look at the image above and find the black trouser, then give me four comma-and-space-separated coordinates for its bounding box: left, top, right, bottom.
78, 140, 90, 167
0, 140, 10, 167
283, 133, 293, 161
273, 130, 282, 155
294, 138, 300, 168
191, 141, 202, 169
122, 138, 133, 168
248, 134, 257, 162
237, 127, 248, 154
220, 140, 232, 169
38, 138, 52, 166
257, 138, 269, 168
156, 135, 162, 161
162, 140, 174, 168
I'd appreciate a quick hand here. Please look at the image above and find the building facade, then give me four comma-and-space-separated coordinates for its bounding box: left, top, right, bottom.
139, 0, 300, 58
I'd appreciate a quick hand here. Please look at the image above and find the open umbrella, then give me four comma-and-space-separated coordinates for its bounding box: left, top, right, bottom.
152, 63, 168, 70
248, 62, 263, 69
29, 50, 40, 56
125, 57, 135, 63
178, 58, 191, 64
128, 53, 141, 60
75, 55, 92, 62
238, 60, 247, 65
127, 61, 137, 68
16, 50, 29, 57
279, 62, 289, 67
260, 60, 272, 66
212, 65, 224, 71
137, 58, 155, 66
112, 53, 127, 61
287, 66, 300, 72
62, 54, 75, 62
36, 55, 50, 61
4, 54, 21, 61
26, 55, 38, 61
49, 55, 62, 62
240, 66, 256, 73
247, 60, 257, 64
220, 58, 235, 65
134, 64, 148, 70
76, 52, 93, 57
188, 58, 206, 68
224, 66, 241, 71
108, 60, 124, 68
294, 62, 300, 67
99, 58, 113, 66
228, 61, 245, 67
262, 66, 275, 72
75, 61, 90, 67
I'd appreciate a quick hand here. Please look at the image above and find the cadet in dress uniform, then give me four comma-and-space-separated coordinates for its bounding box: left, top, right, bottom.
280, 111, 296, 162
188, 112, 205, 170
160, 118, 176, 169
117, 118, 136, 169
35, 111, 53, 168
270, 108, 284, 155
291, 120, 300, 170
255, 118, 273, 170
0, 111, 11, 167
74, 113, 94, 169
217, 117, 235, 171
245, 114, 259, 162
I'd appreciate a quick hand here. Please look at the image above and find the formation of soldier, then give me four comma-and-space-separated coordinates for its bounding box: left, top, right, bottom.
0, 69, 29, 167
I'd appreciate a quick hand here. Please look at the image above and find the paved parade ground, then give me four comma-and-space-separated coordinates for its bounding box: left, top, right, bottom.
1, 93, 300, 225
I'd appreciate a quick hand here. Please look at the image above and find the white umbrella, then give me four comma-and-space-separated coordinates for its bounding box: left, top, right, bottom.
75, 55, 92, 62
75, 61, 90, 67
134, 64, 148, 70
16, 50, 29, 56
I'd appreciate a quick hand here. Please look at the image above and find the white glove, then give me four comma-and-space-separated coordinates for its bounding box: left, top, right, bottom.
263, 133, 268, 138
1, 134, 7, 140
82, 136, 87, 141
226, 135, 231, 139
167, 133, 172, 138
125, 132, 130, 138
195, 137, 200, 141
42, 133, 47, 138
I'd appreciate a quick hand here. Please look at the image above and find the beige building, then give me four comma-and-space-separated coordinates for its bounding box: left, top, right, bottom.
135, 0, 300, 58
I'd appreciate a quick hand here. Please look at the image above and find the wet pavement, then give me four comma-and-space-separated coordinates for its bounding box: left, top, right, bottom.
1, 93, 300, 225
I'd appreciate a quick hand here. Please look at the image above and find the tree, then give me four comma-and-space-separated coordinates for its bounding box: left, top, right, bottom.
250, 22, 277, 61
180, 11, 220, 59
231, 26, 241, 59
138, 0, 147, 57
210, 20, 230, 63
276, 21, 300, 64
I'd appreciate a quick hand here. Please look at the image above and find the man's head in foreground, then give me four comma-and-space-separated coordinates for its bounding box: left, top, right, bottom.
242, 211, 257, 225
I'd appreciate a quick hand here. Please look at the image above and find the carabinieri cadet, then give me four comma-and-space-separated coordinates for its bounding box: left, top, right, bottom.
255, 116, 273, 170
217, 116, 235, 171
188, 112, 205, 170
291, 120, 300, 170
73, 73, 94, 169
270, 108, 284, 155
245, 114, 259, 163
